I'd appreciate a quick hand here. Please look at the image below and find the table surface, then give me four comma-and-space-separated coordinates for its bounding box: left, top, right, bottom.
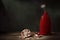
0, 32, 60, 40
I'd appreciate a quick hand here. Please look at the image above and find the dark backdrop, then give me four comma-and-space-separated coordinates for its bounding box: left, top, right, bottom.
0, 0, 60, 33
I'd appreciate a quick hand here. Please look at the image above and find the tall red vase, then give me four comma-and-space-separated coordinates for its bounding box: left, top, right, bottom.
39, 10, 51, 35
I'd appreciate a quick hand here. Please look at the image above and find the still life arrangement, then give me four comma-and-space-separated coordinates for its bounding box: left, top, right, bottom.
19, 0, 51, 39
19, 0, 60, 40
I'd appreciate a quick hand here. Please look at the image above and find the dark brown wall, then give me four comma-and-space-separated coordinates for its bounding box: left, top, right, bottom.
0, 0, 60, 33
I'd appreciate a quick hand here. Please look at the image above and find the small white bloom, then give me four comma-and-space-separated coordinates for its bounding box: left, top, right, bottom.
41, 4, 46, 8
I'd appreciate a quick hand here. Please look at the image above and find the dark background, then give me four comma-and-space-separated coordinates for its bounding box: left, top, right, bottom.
0, 0, 60, 33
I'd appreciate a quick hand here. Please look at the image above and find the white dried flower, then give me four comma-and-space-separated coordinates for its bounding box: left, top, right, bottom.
41, 4, 46, 8
20, 29, 31, 39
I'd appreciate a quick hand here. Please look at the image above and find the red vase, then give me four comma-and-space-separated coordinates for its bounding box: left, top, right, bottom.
39, 10, 51, 35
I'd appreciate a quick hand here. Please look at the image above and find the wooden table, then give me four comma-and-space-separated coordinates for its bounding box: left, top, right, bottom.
0, 32, 60, 40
